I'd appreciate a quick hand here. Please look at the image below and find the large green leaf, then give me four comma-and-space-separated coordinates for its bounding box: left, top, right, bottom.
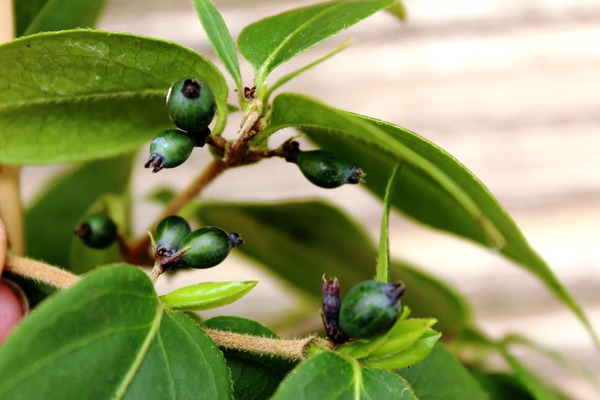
237, 0, 394, 86
192, 0, 242, 91
395, 343, 489, 400
25, 154, 133, 268
190, 200, 377, 301
260, 92, 596, 344
271, 350, 416, 399
14, 0, 106, 37
204, 316, 296, 400
0, 265, 232, 399
0, 30, 228, 164
190, 200, 471, 337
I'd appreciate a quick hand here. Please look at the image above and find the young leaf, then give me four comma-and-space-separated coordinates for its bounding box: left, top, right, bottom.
238, 0, 394, 86
14, 0, 106, 37
271, 350, 417, 400
25, 154, 134, 268
0, 30, 228, 164
192, 0, 242, 91
261, 92, 597, 345
203, 316, 296, 400
395, 343, 489, 400
376, 162, 402, 282
159, 280, 258, 311
0, 265, 232, 399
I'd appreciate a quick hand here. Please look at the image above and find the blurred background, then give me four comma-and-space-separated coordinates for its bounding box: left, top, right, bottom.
21, 0, 600, 398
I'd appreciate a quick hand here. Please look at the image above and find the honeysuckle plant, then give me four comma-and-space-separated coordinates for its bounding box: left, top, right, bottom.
0, 0, 597, 399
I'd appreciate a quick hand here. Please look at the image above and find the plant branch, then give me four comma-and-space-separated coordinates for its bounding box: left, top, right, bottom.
203, 328, 333, 361
4, 254, 79, 289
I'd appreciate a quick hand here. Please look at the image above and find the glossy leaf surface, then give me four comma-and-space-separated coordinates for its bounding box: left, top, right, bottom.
160, 280, 258, 311
238, 0, 393, 84
192, 0, 242, 90
0, 30, 228, 164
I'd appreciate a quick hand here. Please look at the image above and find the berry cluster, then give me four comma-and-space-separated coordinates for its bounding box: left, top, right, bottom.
145, 78, 216, 172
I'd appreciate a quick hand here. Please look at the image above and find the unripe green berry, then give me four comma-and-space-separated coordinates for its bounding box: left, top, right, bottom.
153, 215, 191, 259
284, 142, 364, 189
145, 129, 194, 173
338, 280, 405, 339
177, 227, 243, 269
166, 77, 216, 132
74, 213, 117, 249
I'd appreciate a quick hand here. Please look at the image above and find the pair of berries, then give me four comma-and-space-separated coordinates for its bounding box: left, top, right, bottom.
145, 78, 217, 173
153, 216, 242, 270
321, 278, 406, 344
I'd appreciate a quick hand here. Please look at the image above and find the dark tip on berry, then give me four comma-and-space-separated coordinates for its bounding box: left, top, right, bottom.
346, 167, 365, 184
384, 281, 406, 304
74, 222, 92, 240
282, 140, 300, 162
228, 233, 244, 248
145, 154, 166, 173
181, 79, 201, 100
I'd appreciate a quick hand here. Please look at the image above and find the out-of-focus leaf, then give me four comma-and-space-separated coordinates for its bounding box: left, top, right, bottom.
25, 154, 133, 268
395, 343, 489, 400
238, 0, 394, 86
0, 30, 228, 164
15, 0, 106, 37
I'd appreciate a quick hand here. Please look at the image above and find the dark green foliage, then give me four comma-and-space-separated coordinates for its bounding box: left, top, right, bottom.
153, 215, 192, 259
73, 212, 117, 249
339, 280, 405, 339
166, 77, 217, 132
145, 129, 195, 172
174, 227, 243, 269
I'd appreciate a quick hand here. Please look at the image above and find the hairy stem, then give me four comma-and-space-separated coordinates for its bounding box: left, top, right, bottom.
204, 328, 333, 361
128, 158, 226, 265
4, 254, 79, 289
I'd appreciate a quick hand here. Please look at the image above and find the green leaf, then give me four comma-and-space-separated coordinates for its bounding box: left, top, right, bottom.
14, 0, 106, 37
386, 2, 407, 21
238, 0, 394, 85
0, 265, 232, 399
192, 0, 242, 91
396, 343, 489, 400
160, 280, 258, 311
203, 316, 295, 400
0, 29, 228, 164
25, 154, 134, 268
271, 351, 416, 400
190, 200, 376, 302
124, 310, 232, 400
376, 162, 402, 282
261, 92, 597, 345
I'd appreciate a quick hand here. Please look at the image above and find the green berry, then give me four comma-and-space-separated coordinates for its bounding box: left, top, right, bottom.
145, 129, 194, 172
176, 227, 243, 269
284, 142, 364, 189
74, 213, 117, 249
166, 77, 216, 132
338, 280, 405, 339
153, 215, 191, 259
